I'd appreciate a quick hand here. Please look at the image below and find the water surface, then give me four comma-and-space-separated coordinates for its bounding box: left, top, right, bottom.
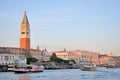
0, 68, 120, 80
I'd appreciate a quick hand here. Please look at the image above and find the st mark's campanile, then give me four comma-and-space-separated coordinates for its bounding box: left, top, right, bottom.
20, 11, 30, 49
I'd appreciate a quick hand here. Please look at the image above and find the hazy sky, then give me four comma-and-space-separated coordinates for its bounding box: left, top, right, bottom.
0, 0, 120, 55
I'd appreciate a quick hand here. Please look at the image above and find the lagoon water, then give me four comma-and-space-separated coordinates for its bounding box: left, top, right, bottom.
0, 68, 120, 80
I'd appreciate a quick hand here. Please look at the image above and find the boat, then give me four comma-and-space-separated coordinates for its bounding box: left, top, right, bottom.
27, 65, 44, 72
80, 56, 98, 71
80, 64, 97, 71
14, 65, 44, 73
14, 66, 29, 73
14, 58, 44, 73
7, 65, 14, 72
80, 57, 98, 71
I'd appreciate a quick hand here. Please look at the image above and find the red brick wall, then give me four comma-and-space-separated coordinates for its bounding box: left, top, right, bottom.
20, 38, 30, 49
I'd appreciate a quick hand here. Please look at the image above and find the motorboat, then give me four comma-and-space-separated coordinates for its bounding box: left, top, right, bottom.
27, 65, 44, 72
14, 65, 44, 73
14, 66, 29, 73
80, 64, 97, 71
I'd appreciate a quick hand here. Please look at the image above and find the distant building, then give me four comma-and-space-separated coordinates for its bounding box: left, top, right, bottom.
20, 11, 30, 49
54, 51, 69, 60
114, 56, 120, 67
0, 47, 26, 65
19, 11, 41, 59
0, 11, 41, 66
99, 54, 115, 66
71, 50, 99, 65
0, 53, 17, 65
47, 49, 99, 65
47, 49, 70, 61
40, 49, 50, 61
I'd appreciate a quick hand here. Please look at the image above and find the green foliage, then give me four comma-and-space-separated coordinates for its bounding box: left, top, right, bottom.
50, 53, 70, 64
64, 60, 70, 63
27, 57, 38, 64
50, 53, 57, 62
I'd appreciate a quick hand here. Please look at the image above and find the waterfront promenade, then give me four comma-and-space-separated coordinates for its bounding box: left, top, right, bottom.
0, 68, 120, 80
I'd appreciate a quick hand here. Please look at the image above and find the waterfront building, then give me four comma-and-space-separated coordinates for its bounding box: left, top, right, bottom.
0, 48, 26, 65
0, 11, 41, 66
114, 56, 120, 67
0, 53, 18, 65
54, 51, 69, 60
71, 50, 99, 65
40, 49, 50, 61
47, 49, 99, 65
99, 54, 115, 66
0, 48, 40, 61
47, 49, 70, 61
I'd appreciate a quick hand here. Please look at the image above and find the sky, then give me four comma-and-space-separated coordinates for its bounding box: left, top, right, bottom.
0, 0, 120, 55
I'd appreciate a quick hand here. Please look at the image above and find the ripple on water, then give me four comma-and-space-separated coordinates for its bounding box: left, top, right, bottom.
0, 69, 120, 80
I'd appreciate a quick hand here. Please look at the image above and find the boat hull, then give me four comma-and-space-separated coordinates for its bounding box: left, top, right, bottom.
14, 71, 28, 73
30, 70, 43, 73
80, 67, 97, 71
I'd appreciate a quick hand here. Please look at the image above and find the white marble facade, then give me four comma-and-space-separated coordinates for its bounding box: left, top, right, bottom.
0, 53, 26, 65
0, 53, 17, 65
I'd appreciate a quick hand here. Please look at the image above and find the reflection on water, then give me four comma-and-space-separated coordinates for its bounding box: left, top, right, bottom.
0, 68, 120, 80
18, 74, 30, 80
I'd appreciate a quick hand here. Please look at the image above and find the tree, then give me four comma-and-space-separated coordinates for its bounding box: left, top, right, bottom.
50, 53, 57, 62
50, 53, 70, 64
27, 57, 38, 64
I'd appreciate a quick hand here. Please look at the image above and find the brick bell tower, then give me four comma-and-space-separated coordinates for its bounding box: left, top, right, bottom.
20, 11, 30, 49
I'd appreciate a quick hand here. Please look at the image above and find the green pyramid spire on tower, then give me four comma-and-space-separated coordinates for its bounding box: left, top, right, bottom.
22, 11, 29, 24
